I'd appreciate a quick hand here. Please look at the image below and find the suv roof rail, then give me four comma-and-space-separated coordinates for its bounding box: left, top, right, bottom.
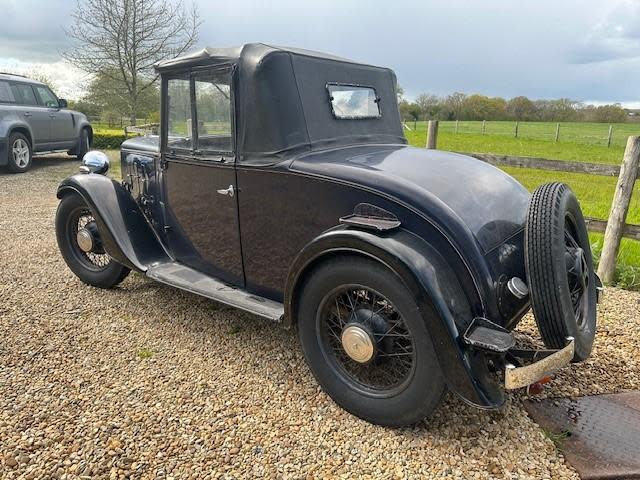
0, 72, 28, 79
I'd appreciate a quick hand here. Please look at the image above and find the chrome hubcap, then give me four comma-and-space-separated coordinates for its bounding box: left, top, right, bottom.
76, 228, 94, 253
341, 324, 375, 363
12, 139, 29, 168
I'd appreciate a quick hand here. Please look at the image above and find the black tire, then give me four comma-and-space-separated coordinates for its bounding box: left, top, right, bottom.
55, 193, 130, 288
297, 256, 445, 426
6, 132, 32, 173
75, 128, 90, 160
525, 182, 597, 362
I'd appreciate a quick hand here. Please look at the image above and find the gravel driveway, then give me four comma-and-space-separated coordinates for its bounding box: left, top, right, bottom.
1, 156, 639, 479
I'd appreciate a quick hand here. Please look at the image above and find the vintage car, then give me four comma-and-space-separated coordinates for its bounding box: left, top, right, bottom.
55, 44, 598, 426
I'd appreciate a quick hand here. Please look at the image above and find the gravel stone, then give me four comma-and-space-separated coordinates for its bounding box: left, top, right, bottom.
1, 157, 638, 479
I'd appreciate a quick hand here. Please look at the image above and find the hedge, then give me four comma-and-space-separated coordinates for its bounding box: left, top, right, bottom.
92, 132, 130, 150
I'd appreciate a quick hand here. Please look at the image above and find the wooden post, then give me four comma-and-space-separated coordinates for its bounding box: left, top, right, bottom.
514, 121, 519, 138
482, 120, 486, 135
607, 125, 613, 147
597, 135, 640, 284
455, 119, 459, 134
555, 123, 560, 142
426, 120, 439, 149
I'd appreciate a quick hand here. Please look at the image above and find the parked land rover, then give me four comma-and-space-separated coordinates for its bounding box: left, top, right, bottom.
0, 73, 92, 173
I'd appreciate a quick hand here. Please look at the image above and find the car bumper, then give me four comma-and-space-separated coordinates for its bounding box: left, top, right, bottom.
504, 337, 575, 389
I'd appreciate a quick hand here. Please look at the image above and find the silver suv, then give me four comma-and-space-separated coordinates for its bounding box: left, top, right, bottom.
0, 73, 92, 173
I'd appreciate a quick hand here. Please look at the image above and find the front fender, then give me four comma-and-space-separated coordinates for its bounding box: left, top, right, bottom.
57, 174, 170, 271
285, 226, 504, 409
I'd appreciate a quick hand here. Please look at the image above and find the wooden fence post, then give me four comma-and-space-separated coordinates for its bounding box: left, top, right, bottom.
514, 121, 519, 138
481, 120, 486, 135
426, 120, 439, 149
455, 119, 459, 134
607, 125, 613, 148
555, 123, 560, 142
597, 135, 640, 284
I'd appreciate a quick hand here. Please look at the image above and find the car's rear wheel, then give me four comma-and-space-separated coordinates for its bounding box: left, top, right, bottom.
297, 256, 445, 426
6, 132, 32, 173
525, 182, 597, 362
56, 193, 130, 288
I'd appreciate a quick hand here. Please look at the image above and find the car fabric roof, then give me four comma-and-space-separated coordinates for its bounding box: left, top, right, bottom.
156, 43, 407, 164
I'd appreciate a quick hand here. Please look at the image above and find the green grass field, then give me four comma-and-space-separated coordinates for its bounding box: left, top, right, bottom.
403, 121, 640, 289
404, 120, 640, 164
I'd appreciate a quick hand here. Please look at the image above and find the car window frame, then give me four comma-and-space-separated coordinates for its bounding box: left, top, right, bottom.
9, 82, 39, 107
326, 82, 382, 120
0, 80, 16, 104
33, 84, 59, 108
161, 64, 236, 163
191, 65, 235, 160
163, 72, 195, 157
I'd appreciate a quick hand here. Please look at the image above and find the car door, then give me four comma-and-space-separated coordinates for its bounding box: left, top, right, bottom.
161, 67, 244, 286
9, 82, 51, 150
33, 85, 75, 148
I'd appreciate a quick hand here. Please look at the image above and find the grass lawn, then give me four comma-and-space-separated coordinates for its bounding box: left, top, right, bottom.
403, 120, 640, 164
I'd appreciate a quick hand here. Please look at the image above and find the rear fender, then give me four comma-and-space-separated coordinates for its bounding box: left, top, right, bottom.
57, 174, 170, 271
284, 226, 504, 409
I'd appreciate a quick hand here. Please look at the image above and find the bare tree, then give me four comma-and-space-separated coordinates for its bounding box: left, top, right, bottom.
64, 0, 200, 124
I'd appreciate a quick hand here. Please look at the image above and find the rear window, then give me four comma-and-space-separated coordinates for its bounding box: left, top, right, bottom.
327, 83, 380, 119
11, 83, 37, 105
0, 81, 15, 103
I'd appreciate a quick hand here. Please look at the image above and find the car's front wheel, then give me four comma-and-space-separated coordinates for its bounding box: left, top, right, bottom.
6, 132, 32, 173
74, 128, 91, 160
55, 193, 130, 288
297, 256, 445, 426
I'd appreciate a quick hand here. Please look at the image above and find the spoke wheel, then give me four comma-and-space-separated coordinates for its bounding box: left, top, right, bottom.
297, 256, 445, 426
317, 285, 416, 397
525, 182, 597, 362
67, 208, 112, 271
55, 193, 130, 289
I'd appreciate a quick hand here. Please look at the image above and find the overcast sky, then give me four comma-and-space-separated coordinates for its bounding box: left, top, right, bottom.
1, 0, 639, 106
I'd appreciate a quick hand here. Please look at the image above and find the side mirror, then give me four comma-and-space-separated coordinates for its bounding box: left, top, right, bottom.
80, 151, 110, 175
58, 98, 68, 108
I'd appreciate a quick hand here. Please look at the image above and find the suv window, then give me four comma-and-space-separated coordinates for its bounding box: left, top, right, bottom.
166, 74, 193, 150
0, 81, 15, 103
34, 85, 58, 108
11, 83, 38, 106
194, 70, 232, 153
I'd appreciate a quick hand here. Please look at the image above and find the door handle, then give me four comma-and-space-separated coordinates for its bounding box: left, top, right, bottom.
216, 185, 235, 197
23, 112, 32, 117
49, 114, 56, 119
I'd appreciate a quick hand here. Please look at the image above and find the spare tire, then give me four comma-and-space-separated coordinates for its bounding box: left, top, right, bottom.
525, 182, 597, 362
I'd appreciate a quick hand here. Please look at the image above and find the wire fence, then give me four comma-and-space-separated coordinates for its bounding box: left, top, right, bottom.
403, 120, 640, 149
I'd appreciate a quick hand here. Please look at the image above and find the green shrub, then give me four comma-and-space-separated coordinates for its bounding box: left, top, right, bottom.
92, 132, 130, 149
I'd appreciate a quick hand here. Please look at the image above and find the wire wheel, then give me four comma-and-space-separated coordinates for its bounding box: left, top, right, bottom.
565, 215, 590, 328
67, 207, 111, 271
316, 285, 416, 397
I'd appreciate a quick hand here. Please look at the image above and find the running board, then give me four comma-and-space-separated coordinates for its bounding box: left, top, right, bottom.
146, 262, 284, 322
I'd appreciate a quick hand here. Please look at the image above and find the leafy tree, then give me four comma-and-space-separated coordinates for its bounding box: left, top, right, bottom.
64, 0, 200, 124
506, 96, 537, 121
415, 94, 441, 119
444, 92, 467, 120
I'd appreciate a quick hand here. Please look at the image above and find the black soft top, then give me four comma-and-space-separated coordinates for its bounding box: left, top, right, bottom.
155, 43, 406, 164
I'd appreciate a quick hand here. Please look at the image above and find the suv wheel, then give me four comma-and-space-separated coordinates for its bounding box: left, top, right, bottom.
75, 128, 90, 160
7, 132, 32, 173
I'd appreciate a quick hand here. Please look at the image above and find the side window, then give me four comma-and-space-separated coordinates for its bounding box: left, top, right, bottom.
194, 70, 232, 153
0, 81, 15, 103
11, 83, 38, 106
166, 75, 193, 150
34, 85, 58, 108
